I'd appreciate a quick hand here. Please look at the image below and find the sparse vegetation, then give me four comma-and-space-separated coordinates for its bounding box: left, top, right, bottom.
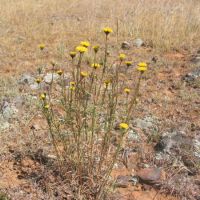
36, 29, 148, 199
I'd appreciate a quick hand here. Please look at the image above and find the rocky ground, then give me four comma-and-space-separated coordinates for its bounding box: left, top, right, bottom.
0, 42, 200, 199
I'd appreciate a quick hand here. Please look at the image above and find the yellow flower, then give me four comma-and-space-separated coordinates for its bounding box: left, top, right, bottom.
69, 86, 75, 91
44, 104, 50, 110
124, 88, 130, 94
125, 61, 132, 67
80, 41, 90, 48
137, 66, 147, 73
138, 62, 147, 68
76, 46, 88, 53
40, 93, 46, 100
103, 27, 113, 35
80, 71, 88, 78
104, 80, 111, 88
69, 51, 76, 59
119, 53, 126, 61
36, 78, 42, 84
70, 81, 75, 87
57, 69, 63, 76
119, 123, 129, 130
91, 63, 101, 69
93, 45, 100, 53
39, 44, 45, 50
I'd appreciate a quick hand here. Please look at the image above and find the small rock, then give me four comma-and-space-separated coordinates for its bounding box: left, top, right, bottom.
133, 38, 144, 47
127, 130, 140, 142
137, 167, 162, 183
182, 67, 200, 83
155, 131, 193, 154
2, 103, 18, 120
44, 73, 60, 84
134, 116, 157, 131
18, 74, 35, 85
115, 175, 136, 188
190, 53, 200, 65
121, 41, 131, 50
30, 83, 40, 90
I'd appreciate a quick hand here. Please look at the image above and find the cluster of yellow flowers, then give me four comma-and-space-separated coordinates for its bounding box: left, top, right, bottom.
38, 27, 150, 134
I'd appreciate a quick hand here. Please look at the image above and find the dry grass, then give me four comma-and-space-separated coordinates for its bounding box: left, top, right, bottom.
0, 0, 200, 73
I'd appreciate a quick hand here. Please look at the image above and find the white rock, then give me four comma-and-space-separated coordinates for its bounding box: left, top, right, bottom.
44, 73, 60, 84
18, 73, 35, 85
2, 104, 18, 120
133, 38, 144, 47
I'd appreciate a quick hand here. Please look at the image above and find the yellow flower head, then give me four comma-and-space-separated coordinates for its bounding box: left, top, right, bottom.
119, 123, 129, 130
103, 27, 113, 35
76, 46, 88, 53
69, 51, 77, 59
93, 45, 100, 53
80, 71, 88, 78
104, 80, 111, 88
69, 82, 76, 91
36, 77, 42, 84
124, 88, 130, 94
57, 69, 63, 76
80, 41, 90, 48
91, 63, 101, 69
138, 62, 148, 68
69, 86, 75, 91
70, 81, 75, 87
137, 66, 147, 72
40, 93, 46, 100
119, 53, 126, 61
44, 104, 50, 110
39, 44, 45, 50
125, 61, 132, 67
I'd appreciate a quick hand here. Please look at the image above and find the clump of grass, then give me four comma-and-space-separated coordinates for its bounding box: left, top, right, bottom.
36, 27, 148, 199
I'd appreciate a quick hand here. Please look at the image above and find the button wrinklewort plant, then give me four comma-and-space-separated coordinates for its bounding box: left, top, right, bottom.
36, 27, 148, 199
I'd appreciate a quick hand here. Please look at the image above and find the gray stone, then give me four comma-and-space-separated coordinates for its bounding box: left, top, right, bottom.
2, 102, 18, 120
115, 175, 138, 188
191, 55, 200, 65
133, 38, 144, 47
127, 130, 140, 142
183, 67, 200, 83
44, 73, 60, 84
134, 116, 156, 131
115, 175, 131, 188
155, 131, 192, 154
121, 41, 131, 50
18, 73, 35, 85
